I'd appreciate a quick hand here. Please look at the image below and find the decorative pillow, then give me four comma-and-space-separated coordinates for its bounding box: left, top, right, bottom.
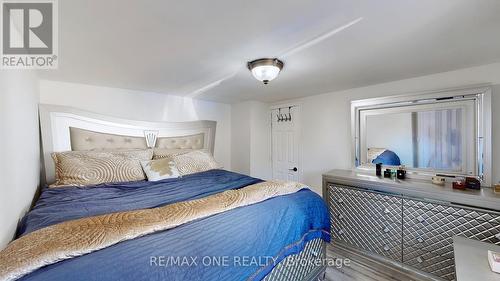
140, 158, 181, 181
50, 149, 153, 187
171, 150, 221, 175
152, 148, 194, 160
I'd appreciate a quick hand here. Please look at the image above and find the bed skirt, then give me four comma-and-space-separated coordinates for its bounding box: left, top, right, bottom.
264, 238, 326, 281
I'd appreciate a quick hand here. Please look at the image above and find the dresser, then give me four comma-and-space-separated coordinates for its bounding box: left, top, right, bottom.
323, 170, 500, 281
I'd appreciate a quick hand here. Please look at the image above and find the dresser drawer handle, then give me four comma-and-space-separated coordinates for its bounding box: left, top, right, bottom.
384, 227, 390, 233
383, 245, 390, 251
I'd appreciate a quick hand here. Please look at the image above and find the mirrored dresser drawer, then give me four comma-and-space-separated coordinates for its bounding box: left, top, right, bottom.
403, 198, 500, 280
328, 184, 403, 262
328, 184, 402, 224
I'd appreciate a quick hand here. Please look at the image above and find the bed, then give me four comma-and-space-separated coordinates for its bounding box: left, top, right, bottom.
0, 105, 330, 281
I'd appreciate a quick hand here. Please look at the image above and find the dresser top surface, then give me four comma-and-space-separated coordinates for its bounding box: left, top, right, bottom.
323, 169, 500, 210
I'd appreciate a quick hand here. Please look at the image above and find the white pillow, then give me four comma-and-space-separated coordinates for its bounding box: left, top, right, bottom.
141, 158, 181, 181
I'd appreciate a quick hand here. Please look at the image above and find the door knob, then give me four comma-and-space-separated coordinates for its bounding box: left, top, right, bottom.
289, 167, 298, 172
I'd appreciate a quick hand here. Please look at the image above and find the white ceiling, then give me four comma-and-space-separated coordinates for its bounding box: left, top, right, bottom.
40, 0, 500, 103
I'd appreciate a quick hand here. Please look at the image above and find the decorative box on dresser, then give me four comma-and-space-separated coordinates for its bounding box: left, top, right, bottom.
323, 169, 500, 281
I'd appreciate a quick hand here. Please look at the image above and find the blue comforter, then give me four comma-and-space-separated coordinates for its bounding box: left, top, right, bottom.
17, 170, 330, 281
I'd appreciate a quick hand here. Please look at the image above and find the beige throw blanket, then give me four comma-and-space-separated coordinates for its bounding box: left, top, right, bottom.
0, 181, 305, 281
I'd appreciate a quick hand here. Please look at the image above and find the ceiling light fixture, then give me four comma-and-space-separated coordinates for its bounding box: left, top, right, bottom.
247, 58, 284, 84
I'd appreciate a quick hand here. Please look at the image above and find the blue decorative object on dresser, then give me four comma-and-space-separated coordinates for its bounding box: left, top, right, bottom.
372, 149, 401, 166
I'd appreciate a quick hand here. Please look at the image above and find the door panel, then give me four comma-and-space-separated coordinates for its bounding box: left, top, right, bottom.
272, 106, 300, 182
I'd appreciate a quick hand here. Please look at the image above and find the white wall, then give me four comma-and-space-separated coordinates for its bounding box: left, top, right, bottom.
231, 102, 251, 174
266, 63, 500, 194
0, 71, 40, 249
39, 80, 232, 169
249, 102, 272, 180
231, 101, 272, 179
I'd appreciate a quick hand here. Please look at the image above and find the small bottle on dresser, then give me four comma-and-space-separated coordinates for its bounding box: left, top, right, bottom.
452, 178, 466, 190
384, 169, 392, 178
376, 163, 382, 177
396, 165, 406, 180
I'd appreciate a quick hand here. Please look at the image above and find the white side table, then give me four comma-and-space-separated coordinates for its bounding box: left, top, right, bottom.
453, 236, 500, 281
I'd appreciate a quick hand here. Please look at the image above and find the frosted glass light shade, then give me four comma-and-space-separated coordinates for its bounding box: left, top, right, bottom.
247, 58, 284, 84
251, 65, 281, 83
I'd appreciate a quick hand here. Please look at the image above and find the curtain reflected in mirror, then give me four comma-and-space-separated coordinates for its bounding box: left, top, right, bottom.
413, 109, 462, 171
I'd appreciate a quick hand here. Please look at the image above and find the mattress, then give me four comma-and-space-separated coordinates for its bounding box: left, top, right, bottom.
16, 169, 330, 281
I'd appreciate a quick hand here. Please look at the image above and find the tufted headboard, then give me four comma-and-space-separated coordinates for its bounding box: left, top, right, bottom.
39, 104, 216, 184
68, 128, 206, 151
69, 127, 148, 150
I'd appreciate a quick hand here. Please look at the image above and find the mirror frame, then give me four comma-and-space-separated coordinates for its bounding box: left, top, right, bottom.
351, 85, 492, 186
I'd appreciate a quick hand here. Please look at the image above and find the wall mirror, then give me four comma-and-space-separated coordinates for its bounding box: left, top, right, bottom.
351, 86, 492, 185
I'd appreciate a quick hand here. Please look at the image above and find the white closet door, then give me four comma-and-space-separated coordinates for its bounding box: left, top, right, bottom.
271, 106, 301, 182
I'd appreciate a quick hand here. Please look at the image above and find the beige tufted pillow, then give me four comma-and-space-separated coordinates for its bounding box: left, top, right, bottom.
171, 150, 221, 175
51, 149, 153, 187
152, 148, 195, 160
367, 147, 387, 163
